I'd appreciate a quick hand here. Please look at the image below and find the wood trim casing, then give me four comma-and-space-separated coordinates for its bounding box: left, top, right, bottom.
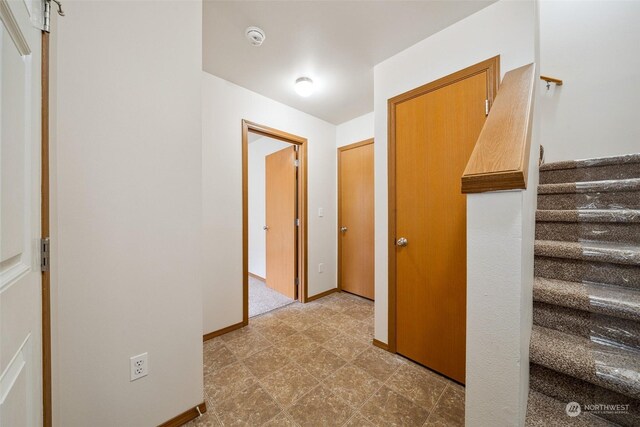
338, 138, 374, 153
157, 402, 207, 427
387, 56, 500, 354
337, 138, 374, 292
388, 56, 500, 111
461, 63, 536, 193
242, 120, 308, 326
41, 30, 52, 427
203, 321, 245, 342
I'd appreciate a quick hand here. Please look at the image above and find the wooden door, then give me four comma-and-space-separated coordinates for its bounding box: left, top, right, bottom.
265, 145, 297, 299
394, 71, 489, 383
339, 140, 374, 299
0, 2, 45, 425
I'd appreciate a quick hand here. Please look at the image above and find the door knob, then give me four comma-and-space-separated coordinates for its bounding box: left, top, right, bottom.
340, 226, 348, 233
396, 237, 408, 247
263, 225, 269, 231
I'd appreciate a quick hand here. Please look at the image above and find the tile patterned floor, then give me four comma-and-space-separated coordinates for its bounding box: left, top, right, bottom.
187, 291, 465, 427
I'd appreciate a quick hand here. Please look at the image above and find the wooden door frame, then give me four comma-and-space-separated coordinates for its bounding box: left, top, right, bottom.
242, 120, 308, 325
386, 56, 500, 353
337, 138, 374, 294
41, 30, 52, 427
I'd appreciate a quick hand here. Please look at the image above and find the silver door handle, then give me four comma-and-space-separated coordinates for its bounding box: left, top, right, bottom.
340, 226, 348, 233
263, 225, 269, 231
396, 237, 408, 247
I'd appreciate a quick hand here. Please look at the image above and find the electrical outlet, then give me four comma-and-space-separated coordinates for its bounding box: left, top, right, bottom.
130, 353, 148, 381
318, 263, 324, 273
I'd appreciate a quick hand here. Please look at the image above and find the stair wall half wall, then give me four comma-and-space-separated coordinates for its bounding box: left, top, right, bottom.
465, 137, 539, 426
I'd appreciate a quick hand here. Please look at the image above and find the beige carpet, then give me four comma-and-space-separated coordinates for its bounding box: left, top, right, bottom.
527, 153, 640, 425
249, 275, 294, 318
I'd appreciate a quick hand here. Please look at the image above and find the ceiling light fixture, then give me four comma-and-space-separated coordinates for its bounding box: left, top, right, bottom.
295, 77, 314, 97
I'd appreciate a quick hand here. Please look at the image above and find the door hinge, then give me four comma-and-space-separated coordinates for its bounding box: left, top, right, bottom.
295, 218, 300, 226
295, 277, 299, 285
43, 0, 50, 32
485, 99, 490, 116
41, 237, 50, 272
43, 0, 65, 32
294, 159, 299, 167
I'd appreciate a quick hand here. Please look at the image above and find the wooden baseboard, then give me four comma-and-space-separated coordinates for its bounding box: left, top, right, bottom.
372, 339, 390, 351
248, 272, 265, 282
306, 287, 338, 302
158, 402, 207, 427
203, 321, 245, 342
340, 289, 374, 302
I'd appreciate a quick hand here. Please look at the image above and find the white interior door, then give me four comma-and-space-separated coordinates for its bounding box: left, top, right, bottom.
0, 0, 43, 426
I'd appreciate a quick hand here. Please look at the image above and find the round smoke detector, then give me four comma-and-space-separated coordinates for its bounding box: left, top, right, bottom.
245, 26, 266, 47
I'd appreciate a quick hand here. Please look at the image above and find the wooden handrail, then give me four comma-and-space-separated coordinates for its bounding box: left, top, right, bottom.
540, 75, 563, 86
461, 63, 536, 193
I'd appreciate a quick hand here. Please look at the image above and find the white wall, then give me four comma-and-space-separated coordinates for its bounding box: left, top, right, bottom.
336, 112, 374, 148
539, 0, 640, 162
465, 143, 539, 426
50, 2, 203, 426
202, 73, 337, 335
373, 1, 536, 425
248, 137, 291, 278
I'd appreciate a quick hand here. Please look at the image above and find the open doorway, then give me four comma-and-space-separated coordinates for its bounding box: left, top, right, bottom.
242, 120, 308, 322
248, 135, 295, 315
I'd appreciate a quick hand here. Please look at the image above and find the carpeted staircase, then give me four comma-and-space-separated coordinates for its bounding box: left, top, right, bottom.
525, 153, 640, 426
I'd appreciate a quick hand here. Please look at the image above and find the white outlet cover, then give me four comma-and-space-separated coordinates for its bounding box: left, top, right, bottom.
318, 207, 324, 217
318, 263, 324, 273
130, 353, 148, 381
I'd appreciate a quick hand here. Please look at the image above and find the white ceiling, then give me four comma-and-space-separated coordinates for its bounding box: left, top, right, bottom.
203, 1, 495, 125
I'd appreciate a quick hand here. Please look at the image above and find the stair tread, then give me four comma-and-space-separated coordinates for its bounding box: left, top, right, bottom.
525, 390, 614, 426
530, 363, 640, 426
538, 178, 640, 195
530, 325, 640, 399
540, 153, 640, 172
534, 301, 640, 350
535, 240, 640, 266
532, 156, 640, 423
534, 277, 640, 322
536, 209, 640, 223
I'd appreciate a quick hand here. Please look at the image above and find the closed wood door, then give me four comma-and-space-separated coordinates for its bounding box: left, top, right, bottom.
339, 141, 374, 299
395, 71, 488, 383
265, 145, 297, 299
0, 3, 45, 426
